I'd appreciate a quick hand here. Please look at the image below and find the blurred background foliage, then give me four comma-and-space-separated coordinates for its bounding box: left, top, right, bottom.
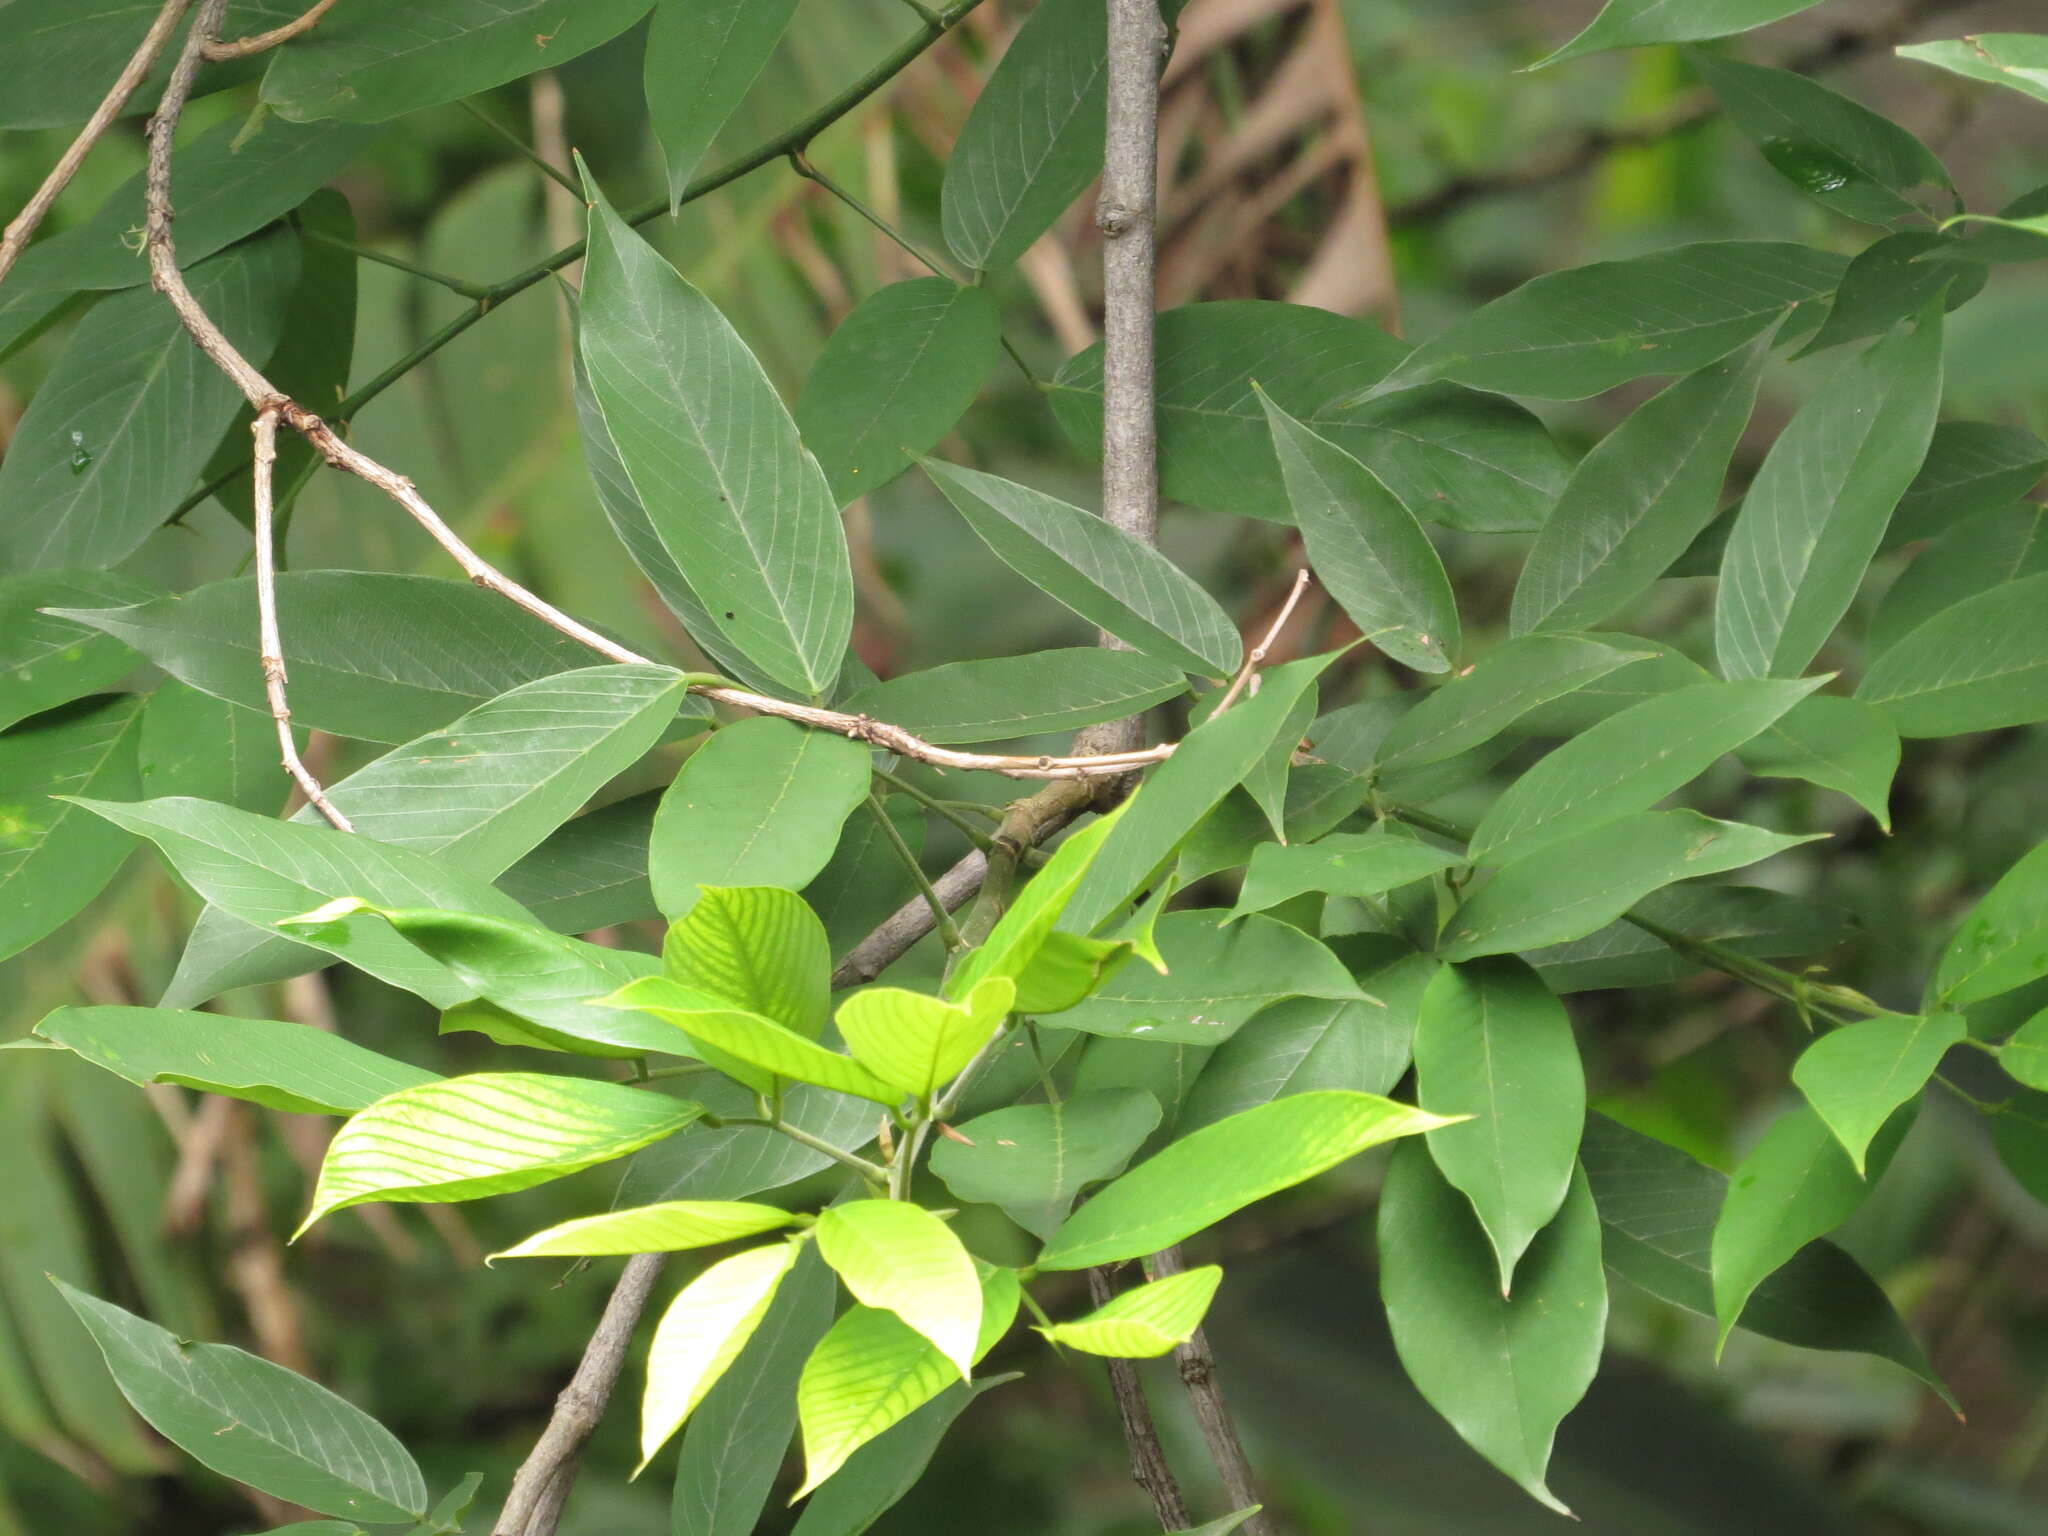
3, 0, 2047, 1531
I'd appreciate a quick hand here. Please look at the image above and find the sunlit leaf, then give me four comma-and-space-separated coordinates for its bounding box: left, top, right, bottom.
642, 1239, 805, 1469
1038, 1264, 1222, 1358
817, 1201, 983, 1378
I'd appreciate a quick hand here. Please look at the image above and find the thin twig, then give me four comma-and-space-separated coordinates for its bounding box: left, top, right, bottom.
1211, 568, 1312, 716
0, 0, 193, 287
872, 768, 997, 852
867, 793, 967, 954
789, 151, 960, 281
458, 97, 582, 198
200, 0, 341, 61
298, 226, 493, 299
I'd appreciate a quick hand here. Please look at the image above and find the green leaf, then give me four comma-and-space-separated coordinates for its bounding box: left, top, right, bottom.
305, 1072, 701, 1231
263, 0, 652, 122
1036, 1090, 1452, 1270
0, 571, 157, 732
664, 885, 833, 1041
646, 0, 799, 208
55, 1280, 428, 1522
1511, 338, 1771, 634
1053, 911, 1364, 1044
0, 233, 297, 572
1793, 1013, 1965, 1174
789, 1377, 1009, 1535
2000, 1010, 2048, 1090
1793, 232, 1983, 358
841, 650, 1188, 745
606, 976, 900, 1104
797, 279, 1002, 505
34, 1006, 438, 1116
1442, 811, 1821, 962
1048, 301, 1568, 534
921, 458, 1241, 677
140, 680, 288, 812
1689, 50, 1954, 225
940, 0, 1110, 269
651, 721, 872, 919
580, 170, 852, 697
1469, 677, 1823, 864
1259, 390, 1459, 671
1412, 959, 1584, 1293
0, 0, 277, 127
642, 1239, 806, 1468
673, 1247, 835, 1536
931, 1088, 1161, 1240
1375, 241, 1845, 400
1858, 571, 2048, 737
1715, 307, 1944, 679
1509, 640, 1714, 736
795, 1265, 1019, 1496
499, 791, 661, 933
1061, 653, 1337, 934
1579, 1114, 1952, 1398
1897, 33, 2048, 109
1710, 1102, 1909, 1351
1735, 694, 1900, 829
0, 695, 144, 961
1932, 838, 2048, 1006
837, 980, 1015, 1101
1185, 1513, 1265, 1536
1377, 1144, 1604, 1516
1038, 1265, 1222, 1357
1527, 882, 1855, 992
1994, 1091, 2048, 1204
496, 1201, 795, 1262
620, 1081, 878, 1207
1872, 501, 2048, 656
1531, 0, 1822, 68
1228, 832, 1457, 920
950, 805, 1130, 1004
54, 573, 601, 744
1375, 635, 1649, 767
1888, 419, 2048, 548
817, 1201, 983, 1378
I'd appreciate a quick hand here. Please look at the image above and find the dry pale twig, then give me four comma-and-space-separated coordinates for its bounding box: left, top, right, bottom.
0, 0, 193, 288
200, 0, 342, 61
1210, 566, 1312, 716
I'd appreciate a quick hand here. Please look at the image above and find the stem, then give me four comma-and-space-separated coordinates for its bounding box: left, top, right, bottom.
788, 151, 960, 281
873, 767, 997, 851
867, 794, 966, 954
457, 96, 582, 196
201, 0, 340, 60
299, 226, 494, 299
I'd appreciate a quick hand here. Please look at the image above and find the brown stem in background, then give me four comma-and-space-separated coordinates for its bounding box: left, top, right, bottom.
1092, 1266, 1194, 1530
1150, 1245, 1268, 1529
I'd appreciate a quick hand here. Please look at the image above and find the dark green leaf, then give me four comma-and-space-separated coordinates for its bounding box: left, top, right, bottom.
1993, 1091, 2048, 1204
1793, 233, 1982, 358
1376, 634, 1648, 767
789, 1377, 1002, 1535
1872, 502, 2048, 656
1526, 882, 1855, 992
1531, 0, 1823, 68
797, 278, 1001, 506
1228, 832, 1457, 920
805, 794, 922, 956
0, 571, 157, 732
498, 791, 661, 933
0, 0, 290, 127
140, 680, 289, 812
1794, 1013, 1964, 1173
1886, 420, 2047, 549
841, 650, 1187, 744
1735, 694, 1900, 828
1858, 572, 2048, 737
0, 695, 144, 961
646, 0, 799, 208
931, 1089, 1160, 1240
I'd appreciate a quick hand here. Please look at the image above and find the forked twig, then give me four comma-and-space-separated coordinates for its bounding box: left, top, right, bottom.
200, 0, 342, 60
1211, 567, 1312, 717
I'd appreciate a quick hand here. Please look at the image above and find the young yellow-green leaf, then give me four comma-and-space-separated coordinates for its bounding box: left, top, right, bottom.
948, 804, 1128, 1003
34, 1006, 438, 1117
1735, 694, 1902, 829
1792, 1013, 1965, 1174
1710, 1102, 1911, 1352
645, 0, 798, 209
651, 720, 872, 920
1054, 911, 1365, 1045
664, 885, 833, 1040
921, 458, 1241, 677
1037, 1264, 1222, 1358
1715, 307, 1944, 679
1530, 0, 1822, 69
0, 695, 144, 961
56, 1280, 428, 1523
1036, 1090, 1453, 1270
641, 1239, 805, 1469
1377, 1144, 1605, 1517
836, 979, 1015, 1102
1468, 677, 1824, 865
1260, 390, 1459, 672
1441, 811, 1822, 961
1228, 832, 1460, 920
797, 278, 1002, 506
493, 1200, 797, 1262
1859, 571, 2048, 737
1688, 51, 1954, 225
303, 1073, 701, 1233
604, 976, 901, 1104
1511, 339, 1770, 635
795, 1264, 1020, 1497
2001, 1010, 2048, 1091
1009, 930, 1138, 1015
1413, 959, 1584, 1294
816, 1202, 983, 1379
1374, 241, 1845, 400
0, 570, 157, 732
1897, 33, 2048, 110
841, 650, 1188, 746
580, 170, 852, 698
930, 1088, 1162, 1240
1933, 839, 2048, 1007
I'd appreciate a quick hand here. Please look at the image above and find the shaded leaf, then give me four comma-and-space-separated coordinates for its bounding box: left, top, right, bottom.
1871, 501, 2048, 656
0, 695, 144, 961
1527, 882, 1855, 992
1793, 1013, 1964, 1173
139, 680, 288, 812
841, 651, 1188, 745
0, 571, 157, 732
1376, 634, 1648, 768
1735, 694, 1900, 828
646, 0, 799, 207
499, 791, 661, 933
930, 1088, 1161, 1240
1887, 419, 2047, 549
1793, 232, 1982, 358
1858, 571, 2048, 737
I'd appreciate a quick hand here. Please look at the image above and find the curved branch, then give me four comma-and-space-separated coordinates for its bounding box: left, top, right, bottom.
201, 0, 341, 60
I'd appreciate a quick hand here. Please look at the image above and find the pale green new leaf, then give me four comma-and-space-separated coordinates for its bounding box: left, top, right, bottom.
605, 976, 901, 1104
930, 1088, 1161, 1240
836, 979, 1015, 1101
1228, 832, 1458, 919
1468, 677, 1824, 864
817, 1202, 984, 1378
0, 695, 144, 961
949, 803, 1129, 1003
841, 651, 1188, 745
664, 885, 833, 1040
34, 1006, 438, 1117
1932, 839, 2048, 1007
1793, 1013, 1965, 1174
1531, 0, 1822, 68
1859, 571, 2048, 736
1736, 694, 1901, 828
645, 0, 799, 208
1039, 1265, 1222, 1358
57, 1281, 428, 1523
1897, 34, 2048, 109
1036, 1090, 1453, 1270
1412, 959, 1584, 1293
304, 1073, 701, 1231
922, 458, 1241, 676
642, 1239, 805, 1468
495, 1201, 796, 1262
